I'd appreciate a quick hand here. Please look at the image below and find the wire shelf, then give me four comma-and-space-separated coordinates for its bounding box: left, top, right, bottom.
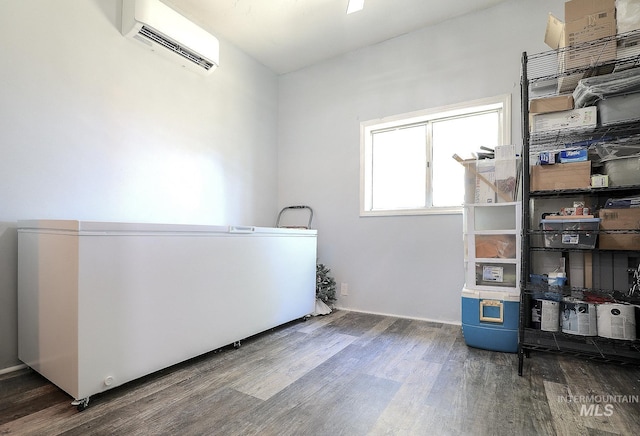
519, 30, 640, 373
526, 29, 640, 84
529, 119, 640, 154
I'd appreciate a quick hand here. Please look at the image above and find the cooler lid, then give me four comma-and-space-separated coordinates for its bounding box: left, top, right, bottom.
462, 287, 519, 302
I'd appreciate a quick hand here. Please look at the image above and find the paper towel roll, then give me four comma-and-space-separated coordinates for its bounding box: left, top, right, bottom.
532, 299, 560, 332
597, 303, 636, 340
561, 298, 597, 336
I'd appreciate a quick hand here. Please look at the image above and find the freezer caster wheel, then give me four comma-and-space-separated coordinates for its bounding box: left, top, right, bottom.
233, 340, 241, 349
72, 397, 90, 411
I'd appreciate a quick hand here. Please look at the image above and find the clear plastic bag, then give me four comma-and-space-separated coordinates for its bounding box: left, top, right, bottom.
573, 68, 640, 108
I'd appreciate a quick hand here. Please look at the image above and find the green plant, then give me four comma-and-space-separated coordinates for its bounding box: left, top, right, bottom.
316, 263, 337, 306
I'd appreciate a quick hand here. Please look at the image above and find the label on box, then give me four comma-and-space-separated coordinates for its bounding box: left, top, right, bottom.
482, 266, 504, 282
562, 234, 580, 245
591, 174, 609, 187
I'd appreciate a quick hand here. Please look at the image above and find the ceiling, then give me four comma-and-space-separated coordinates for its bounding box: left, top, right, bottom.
163, 0, 509, 75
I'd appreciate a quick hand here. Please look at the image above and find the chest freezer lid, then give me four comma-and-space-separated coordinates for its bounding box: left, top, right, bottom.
17, 220, 317, 236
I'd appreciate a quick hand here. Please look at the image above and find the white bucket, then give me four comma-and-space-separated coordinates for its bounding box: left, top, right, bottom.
561, 298, 597, 336
533, 299, 560, 332
597, 303, 637, 340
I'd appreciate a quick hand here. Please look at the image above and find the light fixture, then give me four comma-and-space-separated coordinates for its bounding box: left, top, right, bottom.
347, 0, 364, 14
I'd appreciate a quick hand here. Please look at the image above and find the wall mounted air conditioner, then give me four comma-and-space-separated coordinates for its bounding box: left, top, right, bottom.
122, 0, 219, 75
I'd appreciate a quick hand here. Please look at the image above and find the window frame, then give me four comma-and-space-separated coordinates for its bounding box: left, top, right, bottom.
359, 94, 512, 217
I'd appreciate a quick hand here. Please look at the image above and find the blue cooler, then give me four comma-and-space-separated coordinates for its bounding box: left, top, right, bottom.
461, 288, 519, 353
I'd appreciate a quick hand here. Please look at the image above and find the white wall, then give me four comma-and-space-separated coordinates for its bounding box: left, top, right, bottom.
277, 0, 564, 323
0, 0, 278, 370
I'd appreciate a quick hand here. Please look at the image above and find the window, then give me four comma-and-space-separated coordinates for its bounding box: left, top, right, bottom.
360, 95, 511, 216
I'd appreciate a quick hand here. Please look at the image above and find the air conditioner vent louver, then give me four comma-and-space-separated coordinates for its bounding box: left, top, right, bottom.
139, 26, 214, 71
122, 0, 219, 75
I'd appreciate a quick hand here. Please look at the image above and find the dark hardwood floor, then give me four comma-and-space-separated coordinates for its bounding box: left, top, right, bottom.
1, 310, 639, 435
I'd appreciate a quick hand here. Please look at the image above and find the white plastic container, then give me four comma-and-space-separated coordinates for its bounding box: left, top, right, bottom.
597, 92, 640, 125
603, 156, 640, 186
540, 218, 600, 249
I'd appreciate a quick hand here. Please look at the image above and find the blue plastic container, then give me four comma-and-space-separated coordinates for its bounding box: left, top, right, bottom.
461, 288, 519, 353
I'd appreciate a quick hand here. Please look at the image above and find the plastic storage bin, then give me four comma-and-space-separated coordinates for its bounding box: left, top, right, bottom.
540, 218, 600, 249
597, 92, 640, 125
603, 156, 640, 187
462, 288, 519, 353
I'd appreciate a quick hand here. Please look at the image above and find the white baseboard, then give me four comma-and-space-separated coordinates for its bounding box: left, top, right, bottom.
0, 363, 27, 375
333, 306, 462, 326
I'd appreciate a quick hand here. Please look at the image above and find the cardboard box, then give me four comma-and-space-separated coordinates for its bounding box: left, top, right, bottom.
599, 208, 640, 229
564, 10, 616, 69
544, 1, 617, 87
557, 63, 615, 93
591, 174, 609, 187
545, 8, 616, 50
559, 148, 588, 163
546, 11, 617, 71
529, 94, 574, 114
565, 0, 615, 22
598, 208, 640, 250
531, 106, 597, 132
530, 161, 591, 191
545, 13, 565, 50
538, 151, 557, 164
557, 72, 585, 93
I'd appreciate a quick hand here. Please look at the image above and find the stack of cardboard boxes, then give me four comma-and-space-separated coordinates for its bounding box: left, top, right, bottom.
531, 0, 640, 115
546, 0, 618, 93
